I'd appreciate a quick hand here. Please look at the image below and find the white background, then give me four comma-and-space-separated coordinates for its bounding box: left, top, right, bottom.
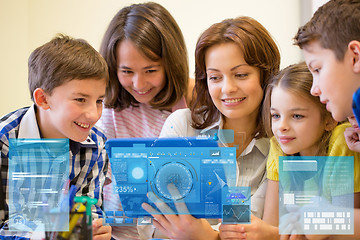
0, 0, 328, 115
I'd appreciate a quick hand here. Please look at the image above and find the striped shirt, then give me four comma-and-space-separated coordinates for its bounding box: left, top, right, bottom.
0, 105, 109, 225
97, 104, 172, 139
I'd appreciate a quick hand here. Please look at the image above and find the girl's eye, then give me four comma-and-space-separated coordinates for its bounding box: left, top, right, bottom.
146, 69, 157, 73
271, 113, 280, 119
96, 99, 104, 104
293, 114, 304, 119
121, 70, 133, 74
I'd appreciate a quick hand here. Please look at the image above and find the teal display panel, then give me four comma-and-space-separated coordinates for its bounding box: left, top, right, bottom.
221, 186, 251, 224
279, 156, 354, 235
8, 139, 69, 232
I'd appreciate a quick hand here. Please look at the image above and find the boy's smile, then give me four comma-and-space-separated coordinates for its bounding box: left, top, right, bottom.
36, 78, 106, 142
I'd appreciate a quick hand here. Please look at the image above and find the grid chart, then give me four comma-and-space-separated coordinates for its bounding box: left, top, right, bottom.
303, 210, 352, 231
279, 156, 354, 235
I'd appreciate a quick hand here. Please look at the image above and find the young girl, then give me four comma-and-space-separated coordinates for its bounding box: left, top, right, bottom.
97, 2, 191, 139
141, 16, 280, 240
219, 62, 360, 240
96, 3, 191, 239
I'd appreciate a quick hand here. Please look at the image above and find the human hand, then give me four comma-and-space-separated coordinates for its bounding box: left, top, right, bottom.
219, 214, 278, 240
279, 223, 332, 240
279, 214, 307, 240
303, 235, 332, 240
219, 222, 246, 240
279, 234, 307, 240
92, 218, 112, 240
279, 199, 334, 240
142, 184, 218, 240
344, 125, 360, 152
279, 233, 332, 240
279, 204, 302, 236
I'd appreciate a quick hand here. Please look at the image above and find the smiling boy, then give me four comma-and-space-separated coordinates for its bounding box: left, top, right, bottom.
0, 34, 111, 239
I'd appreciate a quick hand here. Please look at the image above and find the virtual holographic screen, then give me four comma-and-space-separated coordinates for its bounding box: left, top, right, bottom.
104, 136, 238, 225
222, 186, 251, 224
279, 156, 354, 235
193, 129, 234, 145
8, 139, 69, 232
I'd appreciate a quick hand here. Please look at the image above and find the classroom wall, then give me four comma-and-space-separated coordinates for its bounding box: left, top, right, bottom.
0, 0, 324, 116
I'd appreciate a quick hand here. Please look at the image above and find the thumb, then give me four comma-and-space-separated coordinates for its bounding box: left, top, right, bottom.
280, 234, 290, 240
92, 218, 103, 229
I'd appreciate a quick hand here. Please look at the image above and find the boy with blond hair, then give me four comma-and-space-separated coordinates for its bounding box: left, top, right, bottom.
0, 34, 111, 239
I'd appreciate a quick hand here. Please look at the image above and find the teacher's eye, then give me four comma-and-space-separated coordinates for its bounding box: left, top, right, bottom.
208, 76, 221, 81
235, 73, 248, 78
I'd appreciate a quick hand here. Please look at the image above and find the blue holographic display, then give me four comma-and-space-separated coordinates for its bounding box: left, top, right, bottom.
222, 186, 251, 224
279, 156, 354, 235
105, 137, 237, 222
8, 139, 69, 232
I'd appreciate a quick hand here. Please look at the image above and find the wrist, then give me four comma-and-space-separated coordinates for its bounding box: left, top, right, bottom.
208, 230, 220, 240
269, 225, 280, 240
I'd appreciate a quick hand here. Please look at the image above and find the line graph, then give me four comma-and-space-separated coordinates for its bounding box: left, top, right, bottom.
222, 204, 250, 224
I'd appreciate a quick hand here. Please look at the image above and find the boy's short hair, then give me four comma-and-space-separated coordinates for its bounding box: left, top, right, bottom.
28, 34, 109, 101
294, 0, 360, 61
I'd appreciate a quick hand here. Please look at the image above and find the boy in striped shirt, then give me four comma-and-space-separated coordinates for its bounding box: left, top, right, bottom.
0, 34, 111, 239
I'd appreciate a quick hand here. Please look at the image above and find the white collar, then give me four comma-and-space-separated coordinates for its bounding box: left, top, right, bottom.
199, 115, 223, 133
18, 104, 41, 138
198, 114, 269, 156
18, 104, 95, 146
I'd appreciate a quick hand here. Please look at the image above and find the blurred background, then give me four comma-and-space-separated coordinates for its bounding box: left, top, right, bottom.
0, 0, 328, 115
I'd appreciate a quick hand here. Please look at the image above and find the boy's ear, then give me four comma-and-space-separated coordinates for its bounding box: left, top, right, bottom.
324, 116, 337, 132
33, 88, 50, 110
348, 40, 360, 73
